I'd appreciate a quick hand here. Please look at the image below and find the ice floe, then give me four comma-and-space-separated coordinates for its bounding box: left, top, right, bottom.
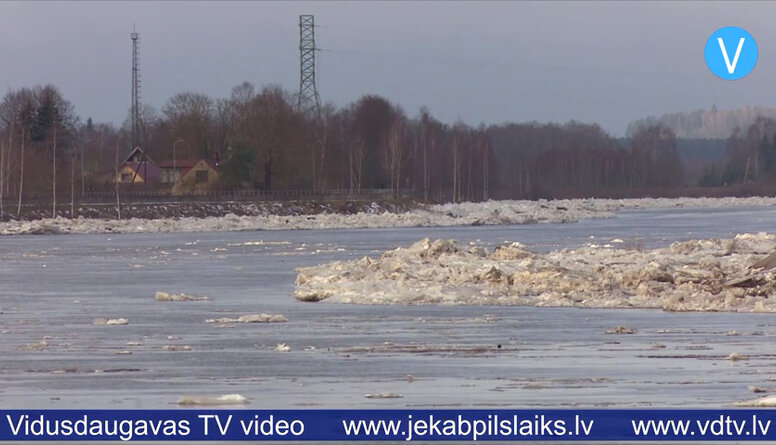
736, 395, 776, 407
295, 233, 776, 312
3, 196, 776, 235
177, 394, 249, 406
204, 314, 287, 324
605, 326, 637, 334
155, 291, 209, 302
92, 318, 129, 326
20, 340, 48, 351
365, 393, 403, 399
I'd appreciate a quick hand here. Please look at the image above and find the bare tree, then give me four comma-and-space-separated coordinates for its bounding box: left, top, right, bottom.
70, 146, 75, 218
481, 133, 490, 201
52, 127, 57, 217
0, 90, 22, 217
30, 85, 78, 217
162, 92, 215, 159
349, 136, 365, 193
352, 95, 394, 189
114, 140, 121, 220
383, 112, 406, 198
17, 126, 25, 215
417, 108, 434, 201
0, 140, 4, 217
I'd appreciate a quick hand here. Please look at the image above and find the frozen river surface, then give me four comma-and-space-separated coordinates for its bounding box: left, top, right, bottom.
1, 205, 776, 410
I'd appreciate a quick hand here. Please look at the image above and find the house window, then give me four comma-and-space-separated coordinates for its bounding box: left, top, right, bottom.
195, 170, 208, 183
121, 173, 133, 182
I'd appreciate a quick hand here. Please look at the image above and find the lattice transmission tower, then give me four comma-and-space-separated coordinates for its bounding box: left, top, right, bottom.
131, 29, 141, 149
298, 15, 321, 119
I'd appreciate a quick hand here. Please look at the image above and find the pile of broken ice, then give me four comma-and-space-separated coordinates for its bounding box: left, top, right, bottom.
295, 233, 776, 312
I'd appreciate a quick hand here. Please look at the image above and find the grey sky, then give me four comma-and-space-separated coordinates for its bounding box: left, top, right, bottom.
2, 1, 775, 135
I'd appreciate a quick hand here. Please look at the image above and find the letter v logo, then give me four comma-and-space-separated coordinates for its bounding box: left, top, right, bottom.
718, 37, 745, 74
705, 27, 758, 80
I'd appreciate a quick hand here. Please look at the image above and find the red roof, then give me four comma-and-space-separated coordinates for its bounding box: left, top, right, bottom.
159, 159, 199, 169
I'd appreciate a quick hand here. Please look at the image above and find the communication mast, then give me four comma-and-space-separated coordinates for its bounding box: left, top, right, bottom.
131, 29, 141, 149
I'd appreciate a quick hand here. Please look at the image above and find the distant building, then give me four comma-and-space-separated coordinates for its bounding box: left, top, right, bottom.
116, 147, 159, 184
170, 160, 219, 195
159, 159, 198, 185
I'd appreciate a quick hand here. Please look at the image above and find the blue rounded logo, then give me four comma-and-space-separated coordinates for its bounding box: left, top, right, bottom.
704, 27, 758, 80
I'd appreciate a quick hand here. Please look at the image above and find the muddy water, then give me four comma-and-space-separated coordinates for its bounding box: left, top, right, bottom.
1, 205, 776, 410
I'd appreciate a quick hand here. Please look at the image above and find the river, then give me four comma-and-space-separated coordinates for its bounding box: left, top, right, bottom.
1, 205, 775, 410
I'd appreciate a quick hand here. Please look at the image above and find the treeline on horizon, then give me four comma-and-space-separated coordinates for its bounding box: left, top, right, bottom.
698, 117, 776, 188
0, 82, 771, 212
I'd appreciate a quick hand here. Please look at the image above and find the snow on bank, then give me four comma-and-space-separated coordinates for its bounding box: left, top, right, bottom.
294, 233, 776, 312
2, 196, 776, 235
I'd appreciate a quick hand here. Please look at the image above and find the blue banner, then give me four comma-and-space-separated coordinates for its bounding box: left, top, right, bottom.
2, 409, 776, 441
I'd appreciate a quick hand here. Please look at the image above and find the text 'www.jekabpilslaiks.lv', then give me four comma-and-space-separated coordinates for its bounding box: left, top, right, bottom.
342, 414, 594, 441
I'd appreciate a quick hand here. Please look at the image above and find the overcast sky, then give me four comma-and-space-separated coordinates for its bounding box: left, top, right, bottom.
2, 1, 776, 135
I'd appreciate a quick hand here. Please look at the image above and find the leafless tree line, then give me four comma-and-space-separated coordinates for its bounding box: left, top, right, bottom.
489, 122, 684, 199
2, 82, 693, 218
699, 117, 776, 187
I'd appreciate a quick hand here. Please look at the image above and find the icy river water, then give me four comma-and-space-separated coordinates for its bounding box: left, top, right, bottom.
1, 205, 776, 411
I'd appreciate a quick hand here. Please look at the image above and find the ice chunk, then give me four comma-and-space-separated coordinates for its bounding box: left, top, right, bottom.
155, 291, 209, 302
736, 395, 776, 407
204, 314, 287, 324
605, 326, 636, 334
92, 318, 128, 326
365, 393, 403, 399
20, 340, 48, 351
177, 394, 249, 406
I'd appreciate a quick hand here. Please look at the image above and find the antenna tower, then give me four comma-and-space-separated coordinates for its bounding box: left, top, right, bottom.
131, 29, 141, 148
298, 15, 321, 119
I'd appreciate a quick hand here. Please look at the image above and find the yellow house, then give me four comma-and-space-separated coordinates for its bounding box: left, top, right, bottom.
171, 160, 219, 195
116, 162, 159, 184
115, 147, 160, 184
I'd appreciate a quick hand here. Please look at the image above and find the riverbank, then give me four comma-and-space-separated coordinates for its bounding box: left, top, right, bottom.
0, 200, 418, 222
1, 196, 776, 235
